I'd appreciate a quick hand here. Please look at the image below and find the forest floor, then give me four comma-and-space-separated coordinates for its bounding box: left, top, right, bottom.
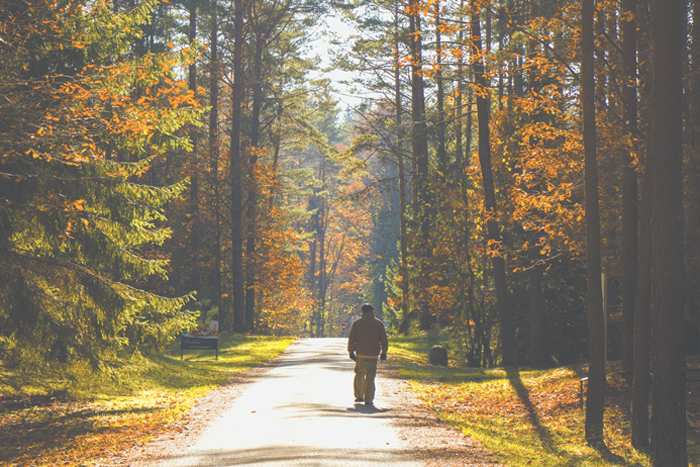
392, 335, 700, 467
1, 335, 699, 466
0, 334, 295, 467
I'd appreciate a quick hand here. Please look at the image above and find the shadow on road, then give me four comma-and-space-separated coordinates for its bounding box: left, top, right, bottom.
346, 403, 388, 415
272, 355, 352, 373
268, 340, 354, 374
151, 445, 417, 466
271, 401, 392, 419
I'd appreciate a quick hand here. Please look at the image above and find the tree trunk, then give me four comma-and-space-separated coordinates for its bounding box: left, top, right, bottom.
395, 0, 410, 335
649, 0, 688, 464
209, 0, 223, 327
409, 0, 432, 331
687, 0, 700, 356
529, 262, 545, 368
471, 1, 514, 366
455, 13, 464, 171
435, 0, 446, 182
527, 0, 545, 371
189, 0, 200, 294
245, 35, 264, 333
316, 156, 327, 337
268, 130, 281, 210
463, 66, 479, 366
632, 156, 652, 449
620, 0, 638, 378
229, 0, 246, 332
582, 0, 606, 448
595, 8, 606, 111
632, 0, 653, 448
693, 0, 700, 146
467, 79, 472, 170
308, 190, 319, 336
456, 0, 477, 363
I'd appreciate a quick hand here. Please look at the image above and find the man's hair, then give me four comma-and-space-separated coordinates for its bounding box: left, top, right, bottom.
361, 303, 374, 313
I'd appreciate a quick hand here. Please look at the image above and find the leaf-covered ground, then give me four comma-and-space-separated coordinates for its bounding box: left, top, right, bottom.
0, 334, 294, 467
4, 333, 698, 467
391, 335, 700, 467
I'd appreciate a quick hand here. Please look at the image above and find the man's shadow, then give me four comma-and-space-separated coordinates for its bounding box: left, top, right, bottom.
347, 403, 387, 414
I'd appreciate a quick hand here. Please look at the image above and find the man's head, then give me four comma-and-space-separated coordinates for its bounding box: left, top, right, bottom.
361, 303, 374, 314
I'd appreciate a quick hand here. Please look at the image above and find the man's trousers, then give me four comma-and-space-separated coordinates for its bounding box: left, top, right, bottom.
353, 357, 378, 404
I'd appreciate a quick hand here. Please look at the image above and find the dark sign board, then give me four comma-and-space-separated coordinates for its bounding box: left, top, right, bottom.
181, 335, 218, 360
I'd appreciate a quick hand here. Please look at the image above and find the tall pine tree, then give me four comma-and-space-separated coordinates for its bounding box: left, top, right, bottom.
0, 0, 202, 368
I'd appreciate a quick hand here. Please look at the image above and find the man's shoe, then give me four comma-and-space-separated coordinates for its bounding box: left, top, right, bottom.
355, 397, 364, 403
364, 401, 374, 406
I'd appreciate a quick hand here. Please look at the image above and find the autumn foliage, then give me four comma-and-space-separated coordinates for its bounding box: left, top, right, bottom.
1, 0, 699, 462
0, 0, 204, 368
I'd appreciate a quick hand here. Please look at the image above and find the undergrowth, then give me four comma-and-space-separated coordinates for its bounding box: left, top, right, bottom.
392, 333, 700, 467
0, 333, 294, 467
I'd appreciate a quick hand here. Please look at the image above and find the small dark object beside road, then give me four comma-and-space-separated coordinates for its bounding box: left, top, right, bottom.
429, 345, 448, 366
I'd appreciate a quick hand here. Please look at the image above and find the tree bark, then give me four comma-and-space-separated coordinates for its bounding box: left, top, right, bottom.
467, 79, 472, 172
632, 156, 652, 449
395, 0, 410, 335
595, 8, 606, 111
455, 4, 464, 171
435, 0, 446, 182
308, 195, 318, 336
649, 0, 688, 464
582, 0, 606, 448
229, 0, 246, 332
529, 262, 545, 368
632, 0, 653, 448
471, 1, 514, 366
687, 0, 700, 356
526, 0, 545, 370
316, 156, 327, 337
268, 129, 281, 210
456, 0, 477, 365
245, 32, 264, 333
620, 0, 638, 378
189, 0, 200, 294
209, 0, 223, 328
693, 0, 700, 145
409, 0, 432, 331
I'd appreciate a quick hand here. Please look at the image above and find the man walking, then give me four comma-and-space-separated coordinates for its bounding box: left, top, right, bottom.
347, 303, 388, 406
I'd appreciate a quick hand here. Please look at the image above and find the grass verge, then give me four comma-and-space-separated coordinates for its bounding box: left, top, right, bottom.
0, 333, 295, 467
391, 334, 700, 467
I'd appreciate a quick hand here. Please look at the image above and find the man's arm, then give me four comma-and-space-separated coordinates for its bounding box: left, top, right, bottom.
347, 322, 358, 353
347, 322, 359, 361
379, 322, 388, 356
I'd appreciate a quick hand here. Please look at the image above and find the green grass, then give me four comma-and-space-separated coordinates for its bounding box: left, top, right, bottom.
0, 333, 295, 467
391, 334, 700, 467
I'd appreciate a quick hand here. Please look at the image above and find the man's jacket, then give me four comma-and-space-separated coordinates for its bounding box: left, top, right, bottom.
347, 314, 388, 359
